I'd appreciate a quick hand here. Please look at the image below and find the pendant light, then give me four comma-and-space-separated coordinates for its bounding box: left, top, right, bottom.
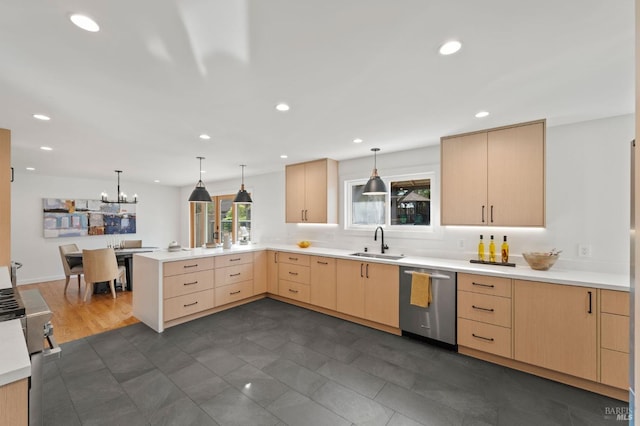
188, 156, 212, 202
233, 164, 252, 203
362, 148, 387, 195
101, 170, 137, 204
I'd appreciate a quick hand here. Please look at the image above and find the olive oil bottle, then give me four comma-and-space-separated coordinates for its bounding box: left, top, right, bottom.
501, 236, 509, 263
477, 235, 485, 261
489, 235, 496, 262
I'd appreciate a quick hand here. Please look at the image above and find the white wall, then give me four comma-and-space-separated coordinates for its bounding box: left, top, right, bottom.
12, 114, 633, 283
11, 174, 181, 284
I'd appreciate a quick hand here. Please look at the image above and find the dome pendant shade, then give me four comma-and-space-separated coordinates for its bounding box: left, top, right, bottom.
189, 157, 212, 202
233, 165, 252, 203
362, 148, 387, 195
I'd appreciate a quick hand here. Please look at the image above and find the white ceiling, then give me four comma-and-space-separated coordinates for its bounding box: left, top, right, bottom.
0, 0, 634, 187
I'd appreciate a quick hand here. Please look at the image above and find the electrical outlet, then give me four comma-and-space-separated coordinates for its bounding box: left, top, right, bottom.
578, 244, 592, 258
458, 239, 465, 249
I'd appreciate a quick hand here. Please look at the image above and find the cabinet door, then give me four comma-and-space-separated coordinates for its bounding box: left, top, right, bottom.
514, 280, 597, 381
304, 160, 328, 223
310, 256, 337, 310
0, 129, 9, 266
336, 259, 365, 318
266, 251, 278, 294
253, 251, 267, 295
285, 163, 306, 223
487, 122, 544, 226
441, 132, 488, 225
364, 263, 399, 327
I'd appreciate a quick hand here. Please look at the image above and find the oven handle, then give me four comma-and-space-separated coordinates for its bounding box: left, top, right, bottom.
403, 270, 451, 280
43, 334, 61, 357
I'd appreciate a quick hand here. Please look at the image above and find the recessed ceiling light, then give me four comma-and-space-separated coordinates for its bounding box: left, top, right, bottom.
353, 138, 363, 144
33, 114, 50, 121
70, 14, 100, 32
26, 167, 35, 171
439, 40, 462, 55
280, 154, 288, 159
40, 146, 52, 151
275, 103, 290, 112
199, 134, 211, 140
153, 179, 160, 183
475, 111, 490, 118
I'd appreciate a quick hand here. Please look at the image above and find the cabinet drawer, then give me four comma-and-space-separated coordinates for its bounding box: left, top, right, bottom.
215, 280, 253, 307
163, 270, 214, 299
458, 291, 511, 328
163, 257, 214, 277
458, 273, 511, 298
278, 263, 310, 284
215, 252, 254, 268
215, 263, 254, 287
278, 280, 310, 303
601, 313, 630, 353
164, 289, 214, 321
601, 348, 629, 390
279, 253, 310, 266
601, 290, 629, 316
458, 318, 512, 358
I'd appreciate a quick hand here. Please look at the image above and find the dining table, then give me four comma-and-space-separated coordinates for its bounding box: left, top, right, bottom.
65, 247, 158, 291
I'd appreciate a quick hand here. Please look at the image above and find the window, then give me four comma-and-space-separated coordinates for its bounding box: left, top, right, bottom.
346, 173, 432, 230
190, 194, 252, 247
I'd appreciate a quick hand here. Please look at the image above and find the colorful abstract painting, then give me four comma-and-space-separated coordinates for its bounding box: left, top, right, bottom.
43, 198, 136, 238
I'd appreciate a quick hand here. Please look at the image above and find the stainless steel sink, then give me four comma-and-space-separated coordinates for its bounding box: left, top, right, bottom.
349, 252, 405, 260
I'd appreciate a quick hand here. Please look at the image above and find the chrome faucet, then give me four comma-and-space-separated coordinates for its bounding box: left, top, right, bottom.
374, 226, 389, 254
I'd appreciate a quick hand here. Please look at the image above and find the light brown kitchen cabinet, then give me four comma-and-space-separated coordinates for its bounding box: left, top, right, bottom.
0, 128, 10, 266
0, 378, 27, 426
514, 279, 597, 381
285, 158, 338, 223
336, 259, 399, 327
441, 120, 545, 227
277, 253, 311, 303
214, 253, 254, 307
266, 250, 278, 294
600, 289, 630, 390
310, 256, 337, 310
162, 258, 215, 322
253, 251, 267, 295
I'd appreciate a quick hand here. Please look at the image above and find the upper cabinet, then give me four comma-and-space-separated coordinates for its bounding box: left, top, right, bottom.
285, 158, 338, 224
0, 129, 10, 265
441, 120, 545, 227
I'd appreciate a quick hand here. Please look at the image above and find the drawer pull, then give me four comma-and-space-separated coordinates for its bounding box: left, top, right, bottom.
230, 273, 241, 277
317, 261, 328, 265
229, 258, 242, 262
472, 333, 494, 342
184, 301, 198, 307
183, 281, 198, 286
420, 324, 430, 329
472, 305, 495, 312
288, 271, 299, 276
288, 257, 298, 261
183, 264, 198, 269
230, 290, 241, 295
288, 289, 299, 294
472, 282, 494, 288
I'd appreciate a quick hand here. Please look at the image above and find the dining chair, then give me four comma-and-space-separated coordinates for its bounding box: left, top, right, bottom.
122, 239, 142, 248
59, 244, 84, 293
82, 248, 126, 301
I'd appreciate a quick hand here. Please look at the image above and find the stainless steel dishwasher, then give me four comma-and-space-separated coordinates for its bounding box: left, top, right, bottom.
399, 266, 457, 349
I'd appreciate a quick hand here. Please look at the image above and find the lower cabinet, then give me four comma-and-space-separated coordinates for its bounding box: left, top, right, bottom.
0, 378, 27, 426
277, 253, 311, 303
600, 289, 630, 389
266, 250, 279, 294
214, 253, 254, 307
336, 259, 399, 327
514, 280, 597, 382
310, 256, 337, 310
163, 258, 215, 322
253, 251, 267, 295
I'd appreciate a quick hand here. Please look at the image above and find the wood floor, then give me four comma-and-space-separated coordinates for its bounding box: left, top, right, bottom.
19, 278, 139, 344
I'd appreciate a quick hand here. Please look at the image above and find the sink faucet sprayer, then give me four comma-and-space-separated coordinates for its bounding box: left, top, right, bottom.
374, 226, 389, 254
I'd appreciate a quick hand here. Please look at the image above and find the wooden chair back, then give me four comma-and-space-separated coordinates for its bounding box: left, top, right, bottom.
82, 248, 119, 284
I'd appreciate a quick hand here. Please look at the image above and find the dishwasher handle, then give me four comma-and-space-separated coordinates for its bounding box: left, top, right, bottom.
403, 270, 451, 280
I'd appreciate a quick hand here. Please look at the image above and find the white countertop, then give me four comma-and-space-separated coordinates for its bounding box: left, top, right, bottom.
136, 243, 630, 292
0, 266, 31, 387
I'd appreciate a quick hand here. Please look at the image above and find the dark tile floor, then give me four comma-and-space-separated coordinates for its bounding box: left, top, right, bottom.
43, 298, 628, 425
